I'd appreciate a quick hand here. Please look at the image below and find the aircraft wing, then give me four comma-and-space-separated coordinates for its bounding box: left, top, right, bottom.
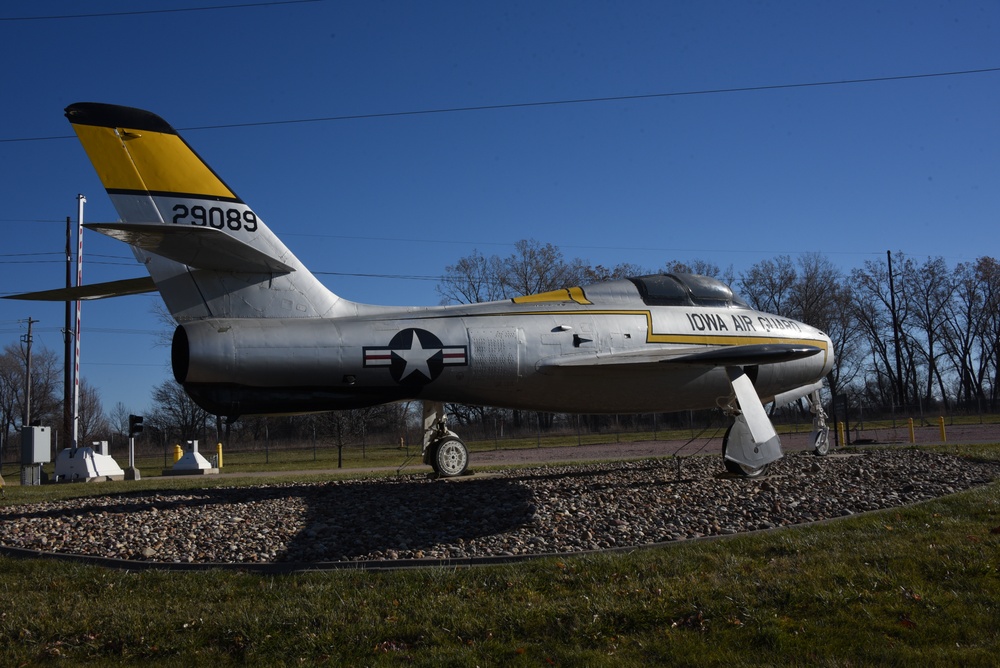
87, 222, 296, 274
538, 343, 824, 369
4, 276, 157, 301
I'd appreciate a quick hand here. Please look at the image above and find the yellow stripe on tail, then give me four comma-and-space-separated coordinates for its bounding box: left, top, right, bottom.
68, 106, 237, 200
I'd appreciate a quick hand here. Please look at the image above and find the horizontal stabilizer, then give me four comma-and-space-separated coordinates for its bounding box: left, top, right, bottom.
4, 276, 157, 301
87, 222, 296, 274
538, 342, 823, 370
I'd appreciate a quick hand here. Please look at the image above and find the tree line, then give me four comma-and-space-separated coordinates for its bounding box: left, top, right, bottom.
3, 242, 998, 459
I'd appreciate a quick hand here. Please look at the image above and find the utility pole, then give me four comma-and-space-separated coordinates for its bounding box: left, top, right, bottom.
887, 250, 904, 411
19, 317, 48, 487
21, 317, 37, 427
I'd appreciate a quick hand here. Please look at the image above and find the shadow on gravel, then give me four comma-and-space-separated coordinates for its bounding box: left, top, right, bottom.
281, 477, 535, 561
0, 476, 537, 563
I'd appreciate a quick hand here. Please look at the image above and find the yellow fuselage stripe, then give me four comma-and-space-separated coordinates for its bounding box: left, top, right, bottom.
512, 287, 593, 305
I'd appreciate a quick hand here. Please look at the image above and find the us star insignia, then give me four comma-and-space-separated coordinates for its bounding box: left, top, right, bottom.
363, 328, 467, 387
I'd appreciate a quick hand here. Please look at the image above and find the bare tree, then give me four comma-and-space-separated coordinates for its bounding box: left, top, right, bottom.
437, 250, 507, 305
0, 350, 20, 459
501, 239, 588, 297
437, 239, 590, 305
902, 257, 955, 408
149, 379, 211, 444
942, 260, 988, 408
975, 257, 1000, 409
738, 255, 797, 314
582, 262, 650, 283
850, 254, 919, 410
737, 253, 858, 399
0, 351, 19, 426
109, 401, 132, 438
77, 378, 109, 445
0, 343, 60, 440
792, 254, 859, 400
663, 259, 735, 286
850, 273, 894, 408
151, 301, 177, 348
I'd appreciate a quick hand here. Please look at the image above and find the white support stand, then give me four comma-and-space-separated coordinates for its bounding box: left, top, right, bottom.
163, 440, 218, 476
54, 443, 125, 482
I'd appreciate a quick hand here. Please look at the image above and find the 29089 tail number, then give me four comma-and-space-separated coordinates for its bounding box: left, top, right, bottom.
172, 204, 258, 232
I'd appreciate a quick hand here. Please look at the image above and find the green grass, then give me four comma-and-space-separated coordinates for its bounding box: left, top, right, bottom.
121, 429, 727, 475
6, 413, 980, 478
1, 445, 998, 666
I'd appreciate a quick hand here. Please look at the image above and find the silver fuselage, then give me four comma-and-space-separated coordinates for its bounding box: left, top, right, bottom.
173, 278, 833, 417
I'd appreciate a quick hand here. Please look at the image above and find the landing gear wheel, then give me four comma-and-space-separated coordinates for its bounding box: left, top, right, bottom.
722, 423, 771, 478
432, 437, 469, 477
807, 388, 830, 457
812, 427, 831, 457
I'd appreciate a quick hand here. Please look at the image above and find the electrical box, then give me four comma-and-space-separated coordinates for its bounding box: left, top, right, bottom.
22, 425, 51, 464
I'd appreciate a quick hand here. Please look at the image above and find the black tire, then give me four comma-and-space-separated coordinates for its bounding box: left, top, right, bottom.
722, 423, 771, 478
433, 437, 469, 477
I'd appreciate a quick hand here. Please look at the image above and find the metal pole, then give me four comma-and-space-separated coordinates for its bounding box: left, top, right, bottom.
887, 250, 904, 411
64, 216, 73, 448
72, 194, 85, 449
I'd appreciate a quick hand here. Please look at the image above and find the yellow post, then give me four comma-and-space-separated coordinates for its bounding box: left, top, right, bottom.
908, 418, 915, 444
837, 422, 845, 447
217, 442, 223, 468
173, 444, 183, 463
938, 416, 946, 443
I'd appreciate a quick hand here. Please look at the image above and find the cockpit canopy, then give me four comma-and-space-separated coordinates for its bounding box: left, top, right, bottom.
629, 273, 748, 308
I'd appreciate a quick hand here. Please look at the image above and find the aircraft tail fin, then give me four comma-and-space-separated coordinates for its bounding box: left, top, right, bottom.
64, 102, 349, 321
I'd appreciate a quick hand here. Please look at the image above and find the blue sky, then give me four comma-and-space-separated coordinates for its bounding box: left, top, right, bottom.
1, 0, 998, 415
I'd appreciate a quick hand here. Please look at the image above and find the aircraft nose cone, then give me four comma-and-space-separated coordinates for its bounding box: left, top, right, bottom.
817, 329, 835, 376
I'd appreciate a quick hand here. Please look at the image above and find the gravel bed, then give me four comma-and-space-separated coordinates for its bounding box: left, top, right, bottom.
0, 450, 997, 566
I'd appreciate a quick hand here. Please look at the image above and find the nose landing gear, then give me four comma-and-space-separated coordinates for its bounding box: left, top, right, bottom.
421, 401, 469, 477
808, 389, 831, 456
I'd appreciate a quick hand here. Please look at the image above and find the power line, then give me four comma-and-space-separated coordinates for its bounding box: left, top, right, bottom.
0, 259, 136, 266
312, 271, 445, 282
181, 67, 1000, 133
1, 66, 997, 143
290, 232, 888, 258
83, 362, 165, 367
0, 0, 321, 21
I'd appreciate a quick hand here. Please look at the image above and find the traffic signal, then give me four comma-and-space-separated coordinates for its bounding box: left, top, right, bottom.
128, 414, 143, 437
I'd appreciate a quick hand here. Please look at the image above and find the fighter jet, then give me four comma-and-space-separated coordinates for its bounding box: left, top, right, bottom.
11, 103, 834, 478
